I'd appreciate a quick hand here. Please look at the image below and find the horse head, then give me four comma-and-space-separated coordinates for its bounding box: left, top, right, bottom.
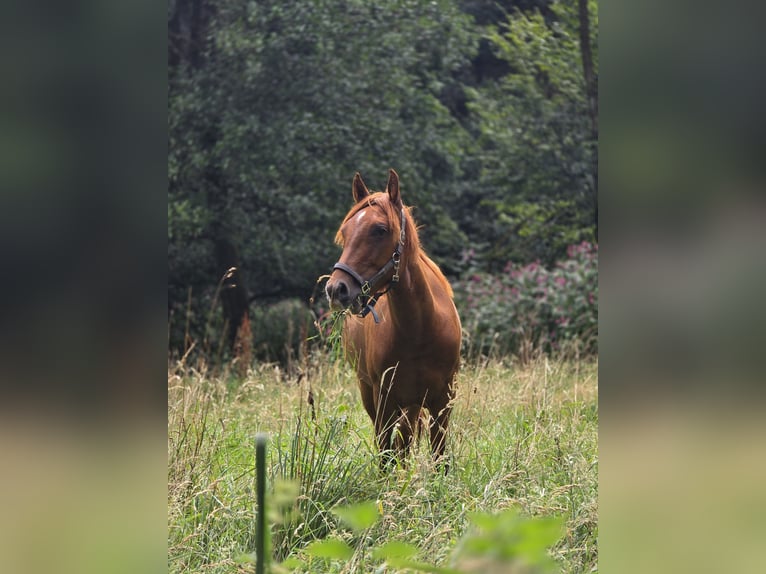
326, 169, 406, 316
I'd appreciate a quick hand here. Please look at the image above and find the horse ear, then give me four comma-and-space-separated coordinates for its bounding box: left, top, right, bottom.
352, 172, 370, 203
386, 169, 402, 208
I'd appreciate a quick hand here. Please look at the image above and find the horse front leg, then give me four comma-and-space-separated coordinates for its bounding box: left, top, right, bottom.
391, 406, 421, 462
427, 396, 453, 473
374, 406, 398, 470
373, 368, 405, 469
376, 407, 420, 470
373, 402, 420, 467
358, 379, 377, 427
377, 405, 420, 465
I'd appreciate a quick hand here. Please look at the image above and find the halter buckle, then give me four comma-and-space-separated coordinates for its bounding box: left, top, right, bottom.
391, 251, 401, 283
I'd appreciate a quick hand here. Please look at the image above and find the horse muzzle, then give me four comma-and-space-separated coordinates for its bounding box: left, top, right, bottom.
326, 275, 363, 313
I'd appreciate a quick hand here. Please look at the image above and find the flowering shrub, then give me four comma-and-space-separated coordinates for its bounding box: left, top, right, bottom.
453, 242, 597, 359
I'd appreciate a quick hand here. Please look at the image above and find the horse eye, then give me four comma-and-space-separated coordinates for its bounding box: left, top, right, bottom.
370, 225, 388, 238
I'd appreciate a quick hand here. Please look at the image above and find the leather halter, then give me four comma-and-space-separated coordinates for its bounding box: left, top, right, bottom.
332, 207, 406, 323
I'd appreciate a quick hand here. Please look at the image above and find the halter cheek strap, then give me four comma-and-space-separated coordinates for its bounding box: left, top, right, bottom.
332, 208, 406, 323
331, 262, 367, 291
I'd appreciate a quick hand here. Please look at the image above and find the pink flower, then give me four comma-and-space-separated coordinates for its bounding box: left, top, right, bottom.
460, 248, 476, 264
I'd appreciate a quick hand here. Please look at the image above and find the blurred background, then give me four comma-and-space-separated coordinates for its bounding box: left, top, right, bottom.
1, 0, 765, 572
600, 1, 766, 572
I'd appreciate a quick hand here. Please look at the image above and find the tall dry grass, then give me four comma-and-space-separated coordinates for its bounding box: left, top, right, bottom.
168, 354, 597, 573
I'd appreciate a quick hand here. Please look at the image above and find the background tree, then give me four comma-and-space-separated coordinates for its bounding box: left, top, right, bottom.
463, 0, 597, 269
169, 0, 476, 352
168, 0, 598, 359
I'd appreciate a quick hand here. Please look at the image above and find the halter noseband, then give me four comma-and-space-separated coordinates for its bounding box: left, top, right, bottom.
332, 207, 406, 323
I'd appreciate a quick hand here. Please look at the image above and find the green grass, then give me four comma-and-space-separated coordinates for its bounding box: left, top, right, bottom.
168, 355, 597, 573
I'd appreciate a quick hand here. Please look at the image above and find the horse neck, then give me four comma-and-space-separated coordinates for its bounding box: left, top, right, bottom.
386, 251, 436, 332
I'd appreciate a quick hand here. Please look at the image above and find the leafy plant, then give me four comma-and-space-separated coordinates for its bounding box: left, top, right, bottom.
450, 510, 564, 573
289, 500, 564, 573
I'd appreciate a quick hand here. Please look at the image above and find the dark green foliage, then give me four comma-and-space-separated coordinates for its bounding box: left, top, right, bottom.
465, 0, 598, 268
168, 0, 598, 360
251, 299, 313, 366
169, 0, 477, 354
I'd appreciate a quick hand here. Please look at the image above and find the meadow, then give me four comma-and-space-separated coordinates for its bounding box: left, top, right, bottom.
168, 354, 597, 573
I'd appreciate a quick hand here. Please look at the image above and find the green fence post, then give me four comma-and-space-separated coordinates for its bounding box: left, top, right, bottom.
255, 433, 268, 574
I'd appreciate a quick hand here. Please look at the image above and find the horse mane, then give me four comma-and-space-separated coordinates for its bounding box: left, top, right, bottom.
334, 192, 453, 298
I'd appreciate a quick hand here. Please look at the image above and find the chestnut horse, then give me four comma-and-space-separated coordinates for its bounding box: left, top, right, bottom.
326, 169, 461, 469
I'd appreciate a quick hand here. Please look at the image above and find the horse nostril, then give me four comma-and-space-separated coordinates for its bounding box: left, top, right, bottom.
327, 279, 350, 307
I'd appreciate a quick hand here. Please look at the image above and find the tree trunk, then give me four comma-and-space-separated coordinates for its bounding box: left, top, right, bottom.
578, 0, 597, 139
578, 0, 598, 241
215, 239, 250, 351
